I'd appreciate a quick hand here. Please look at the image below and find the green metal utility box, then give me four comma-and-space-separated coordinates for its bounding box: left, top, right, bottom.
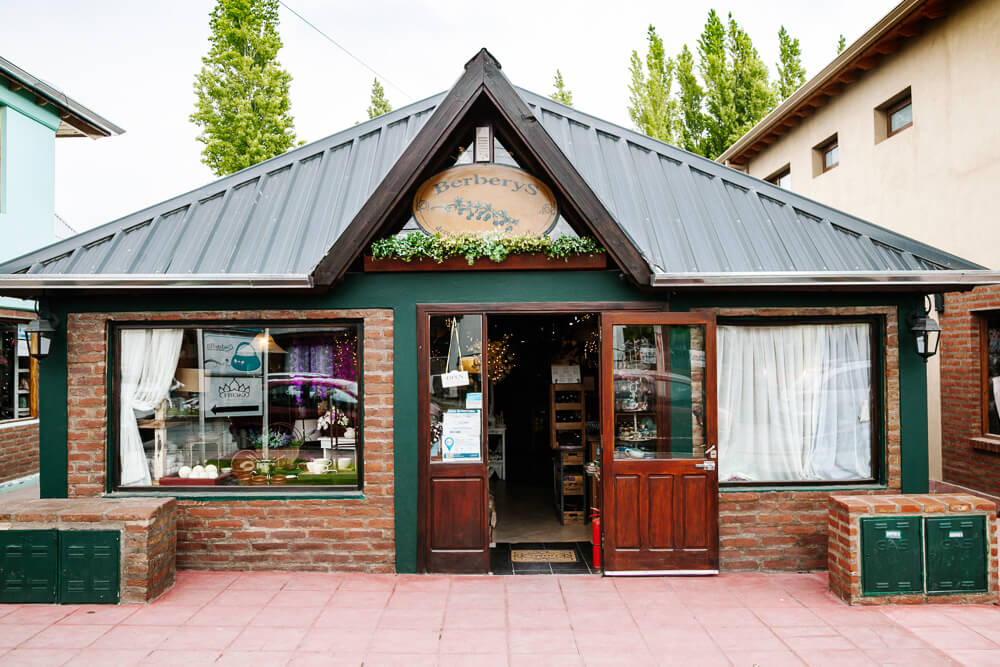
0, 530, 58, 603
925, 516, 988, 594
861, 516, 923, 595
0, 530, 120, 604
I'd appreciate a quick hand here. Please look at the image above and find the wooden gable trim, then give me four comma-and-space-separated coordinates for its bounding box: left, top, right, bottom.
311, 49, 650, 287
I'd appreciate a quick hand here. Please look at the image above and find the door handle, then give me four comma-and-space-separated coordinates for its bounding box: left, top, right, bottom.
695, 461, 716, 471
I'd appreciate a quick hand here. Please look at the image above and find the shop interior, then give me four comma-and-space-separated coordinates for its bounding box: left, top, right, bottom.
484, 314, 601, 574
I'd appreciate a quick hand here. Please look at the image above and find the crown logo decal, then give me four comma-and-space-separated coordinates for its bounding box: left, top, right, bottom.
218, 379, 251, 398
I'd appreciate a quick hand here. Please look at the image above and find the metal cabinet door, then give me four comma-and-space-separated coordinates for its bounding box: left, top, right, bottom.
925, 516, 987, 594
0, 530, 58, 603
59, 531, 120, 604
861, 517, 923, 595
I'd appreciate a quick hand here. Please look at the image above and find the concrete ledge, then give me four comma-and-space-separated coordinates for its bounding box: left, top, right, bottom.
0, 498, 177, 603
828, 494, 998, 605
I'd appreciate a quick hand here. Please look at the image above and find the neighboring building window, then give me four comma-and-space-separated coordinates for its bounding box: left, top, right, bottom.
114, 322, 362, 490
766, 166, 791, 189
887, 96, 913, 136
982, 313, 1000, 436
717, 321, 877, 484
822, 139, 839, 171
0, 322, 35, 421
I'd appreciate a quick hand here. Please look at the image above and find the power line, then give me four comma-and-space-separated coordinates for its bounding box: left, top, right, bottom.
277, 0, 412, 100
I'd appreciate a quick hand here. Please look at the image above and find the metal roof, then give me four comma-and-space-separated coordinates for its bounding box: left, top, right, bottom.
0, 55, 124, 139
0, 68, 987, 290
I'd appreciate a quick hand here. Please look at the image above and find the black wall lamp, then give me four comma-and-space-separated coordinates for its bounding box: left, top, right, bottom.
23, 312, 59, 360
908, 296, 941, 363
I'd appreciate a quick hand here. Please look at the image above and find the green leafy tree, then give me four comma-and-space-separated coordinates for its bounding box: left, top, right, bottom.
775, 26, 806, 99
675, 45, 706, 154
550, 69, 574, 107
627, 25, 678, 143
367, 78, 393, 119
191, 0, 298, 176
837, 34, 847, 54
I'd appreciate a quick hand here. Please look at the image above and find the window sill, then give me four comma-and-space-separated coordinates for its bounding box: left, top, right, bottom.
106, 490, 366, 501
0, 418, 39, 430
721, 483, 884, 493
970, 436, 1000, 455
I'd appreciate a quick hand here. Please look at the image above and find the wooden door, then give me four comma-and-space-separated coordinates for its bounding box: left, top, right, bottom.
601, 312, 719, 574
418, 311, 489, 573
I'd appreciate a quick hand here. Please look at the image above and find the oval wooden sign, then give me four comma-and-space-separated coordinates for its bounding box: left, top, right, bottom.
413, 164, 558, 236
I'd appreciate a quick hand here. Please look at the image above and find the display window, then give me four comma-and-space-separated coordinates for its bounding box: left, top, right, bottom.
113, 322, 362, 491
717, 320, 879, 484
0, 321, 35, 422
981, 312, 1000, 437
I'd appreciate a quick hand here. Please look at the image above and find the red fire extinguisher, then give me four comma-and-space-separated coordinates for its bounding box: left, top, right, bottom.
590, 507, 601, 569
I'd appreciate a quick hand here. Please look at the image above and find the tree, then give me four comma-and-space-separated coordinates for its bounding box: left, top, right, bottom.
627, 25, 677, 143
630, 11, 780, 159
675, 45, 706, 154
550, 69, 574, 107
775, 26, 806, 100
367, 78, 392, 119
837, 34, 847, 54
191, 0, 298, 176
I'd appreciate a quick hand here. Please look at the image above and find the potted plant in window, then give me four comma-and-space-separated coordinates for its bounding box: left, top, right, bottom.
317, 407, 350, 455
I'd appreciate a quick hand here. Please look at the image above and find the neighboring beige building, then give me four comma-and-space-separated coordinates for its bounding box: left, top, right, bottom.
718, 0, 1000, 484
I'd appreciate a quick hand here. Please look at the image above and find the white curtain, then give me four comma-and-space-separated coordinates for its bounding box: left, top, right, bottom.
717, 324, 872, 482
120, 329, 184, 486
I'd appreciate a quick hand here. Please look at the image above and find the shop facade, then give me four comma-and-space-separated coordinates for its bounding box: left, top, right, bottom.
0, 51, 993, 575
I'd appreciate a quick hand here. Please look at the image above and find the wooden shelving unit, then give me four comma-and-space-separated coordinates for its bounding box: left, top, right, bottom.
551, 383, 587, 525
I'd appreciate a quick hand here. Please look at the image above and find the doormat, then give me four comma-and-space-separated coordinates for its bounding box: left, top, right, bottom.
511, 549, 578, 563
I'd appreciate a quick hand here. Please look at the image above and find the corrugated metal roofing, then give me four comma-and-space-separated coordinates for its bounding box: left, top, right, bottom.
0, 82, 981, 280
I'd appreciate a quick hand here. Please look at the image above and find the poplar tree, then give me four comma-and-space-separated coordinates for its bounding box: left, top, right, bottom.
675, 45, 706, 155
367, 78, 393, 119
775, 26, 806, 100
550, 70, 574, 107
191, 0, 298, 176
627, 25, 678, 143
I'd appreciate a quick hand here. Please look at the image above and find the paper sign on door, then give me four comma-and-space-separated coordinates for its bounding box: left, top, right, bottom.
442, 409, 481, 461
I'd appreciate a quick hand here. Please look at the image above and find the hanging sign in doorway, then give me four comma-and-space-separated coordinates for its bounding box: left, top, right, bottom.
413, 164, 559, 236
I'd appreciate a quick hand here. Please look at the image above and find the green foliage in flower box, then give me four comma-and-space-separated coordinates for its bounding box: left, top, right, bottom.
369, 233, 604, 265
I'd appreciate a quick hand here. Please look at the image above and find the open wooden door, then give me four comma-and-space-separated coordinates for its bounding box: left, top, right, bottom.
418, 311, 489, 573
601, 312, 719, 574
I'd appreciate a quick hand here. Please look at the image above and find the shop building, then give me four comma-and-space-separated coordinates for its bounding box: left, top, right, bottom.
0, 55, 122, 486
0, 50, 994, 575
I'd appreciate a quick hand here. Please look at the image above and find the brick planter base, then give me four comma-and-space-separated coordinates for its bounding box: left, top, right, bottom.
828, 494, 998, 605
0, 498, 176, 603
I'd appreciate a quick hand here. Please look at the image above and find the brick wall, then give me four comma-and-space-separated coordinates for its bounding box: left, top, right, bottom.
713, 306, 902, 571
0, 497, 177, 603
828, 494, 997, 605
65, 308, 395, 573
940, 285, 1000, 496
0, 420, 39, 484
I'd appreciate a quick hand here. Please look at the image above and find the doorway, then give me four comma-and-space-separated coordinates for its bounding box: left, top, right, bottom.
417, 305, 719, 575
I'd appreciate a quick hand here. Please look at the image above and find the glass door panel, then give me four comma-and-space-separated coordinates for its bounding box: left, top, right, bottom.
612, 324, 706, 461
428, 315, 484, 463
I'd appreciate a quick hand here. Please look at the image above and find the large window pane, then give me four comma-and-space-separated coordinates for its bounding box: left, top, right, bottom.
118, 323, 361, 489
717, 323, 874, 483
0, 323, 16, 421
985, 313, 1000, 436
428, 315, 483, 463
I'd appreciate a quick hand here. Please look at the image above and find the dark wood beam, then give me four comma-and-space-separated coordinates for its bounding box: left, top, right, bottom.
837, 69, 861, 84
782, 116, 800, 128
922, 0, 949, 19
854, 56, 878, 70
7, 80, 23, 92
34, 95, 48, 107
897, 19, 925, 37
821, 82, 843, 96
874, 38, 900, 55
805, 94, 829, 108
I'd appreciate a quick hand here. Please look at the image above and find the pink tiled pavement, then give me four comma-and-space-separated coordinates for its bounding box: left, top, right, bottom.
0, 570, 997, 665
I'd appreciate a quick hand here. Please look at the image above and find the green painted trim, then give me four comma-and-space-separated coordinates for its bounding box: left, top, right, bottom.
39, 316, 67, 498
898, 298, 930, 493
107, 492, 367, 501
0, 106, 6, 214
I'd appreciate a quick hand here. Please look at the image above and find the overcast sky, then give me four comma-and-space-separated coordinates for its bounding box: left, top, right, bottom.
3, 0, 898, 234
